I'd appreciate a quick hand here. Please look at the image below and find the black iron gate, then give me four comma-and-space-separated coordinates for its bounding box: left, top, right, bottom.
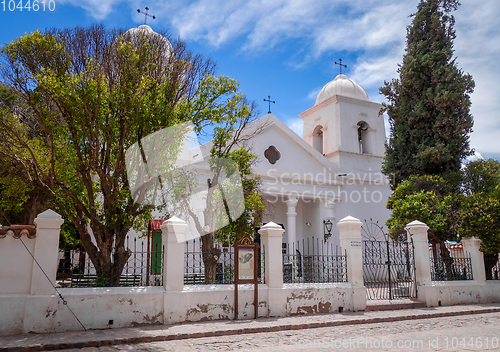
361, 220, 417, 300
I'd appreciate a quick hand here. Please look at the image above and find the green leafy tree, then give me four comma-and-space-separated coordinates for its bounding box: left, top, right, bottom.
164, 109, 266, 284
460, 159, 500, 278
461, 159, 500, 196
0, 84, 49, 224
381, 0, 475, 189
461, 194, 500, 253
199, 145, 265, 285
0, 25, 253, 284
386, 175, 461, 258
214, 147, 265, 244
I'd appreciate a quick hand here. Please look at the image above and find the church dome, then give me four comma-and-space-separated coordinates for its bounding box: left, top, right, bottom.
315, 74, 369, 105
120, 25, 173, 57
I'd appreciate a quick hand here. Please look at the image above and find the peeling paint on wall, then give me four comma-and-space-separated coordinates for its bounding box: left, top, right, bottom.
186, 303, 232, 321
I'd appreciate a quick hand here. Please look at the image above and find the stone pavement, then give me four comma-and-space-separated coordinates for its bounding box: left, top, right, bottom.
55, 310, 500, 351
1, 303, 500, 352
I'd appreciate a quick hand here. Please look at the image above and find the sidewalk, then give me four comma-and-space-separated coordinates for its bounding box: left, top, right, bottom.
2, 303, 500, 352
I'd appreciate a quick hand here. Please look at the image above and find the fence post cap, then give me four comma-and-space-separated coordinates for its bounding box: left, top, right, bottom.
260, 221, 283, 231
162, 216, 188, 228
462, 237, 481, 244
34, 209, 62, 220
337, 215, 362, 226
258, 222, 285, 239
34, 209, 64, 228
405, 220, 429, 230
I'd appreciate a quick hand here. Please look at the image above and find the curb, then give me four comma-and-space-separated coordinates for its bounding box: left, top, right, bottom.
3, 307, 500, 351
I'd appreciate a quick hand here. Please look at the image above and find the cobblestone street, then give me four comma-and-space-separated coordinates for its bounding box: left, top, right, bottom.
56, 312, 500, 352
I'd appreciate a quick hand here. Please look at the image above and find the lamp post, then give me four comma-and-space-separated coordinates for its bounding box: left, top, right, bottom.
324, 220, 333, 243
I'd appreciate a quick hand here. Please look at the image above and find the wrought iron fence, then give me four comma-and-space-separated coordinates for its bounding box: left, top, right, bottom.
362, 239, 416, 300
56, 236, 164, 287
184, 239, 265, 285
282, 237, 347, 284
484, 254, 500, 280
430, 256, 473, 281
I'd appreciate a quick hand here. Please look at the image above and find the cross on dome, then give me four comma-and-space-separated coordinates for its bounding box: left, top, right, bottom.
137, 7, 156, 25
334, 59, 347, 75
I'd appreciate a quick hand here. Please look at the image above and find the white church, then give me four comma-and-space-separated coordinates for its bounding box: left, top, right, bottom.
143, 76, 393, 255
125, 25, 392, 254
239, 73, 392, 251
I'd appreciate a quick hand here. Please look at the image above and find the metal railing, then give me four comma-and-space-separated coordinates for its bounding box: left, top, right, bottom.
282, 238, 347, 284
56, 236, 163, 287
484, 254, 500, 280
430, 256, 473, 281
362, 239, 417, 300
184, 239, 265, 285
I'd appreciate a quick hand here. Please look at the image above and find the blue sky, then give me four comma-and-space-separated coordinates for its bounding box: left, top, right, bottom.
1, 0, 499, 161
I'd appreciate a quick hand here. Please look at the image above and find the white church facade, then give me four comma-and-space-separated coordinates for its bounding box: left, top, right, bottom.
137, 73, 393, 254
244, 73, 391, 251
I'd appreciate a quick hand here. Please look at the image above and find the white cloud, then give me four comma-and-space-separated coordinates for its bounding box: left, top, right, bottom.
453, 0, 500, 156
466, 151, 484, 163
285, 117, 303, 137
350, 47, 403, 94
310, 2, 416, 56
58, 0, 124, 20
306, 86, 322, 102
57, 0, 500, 157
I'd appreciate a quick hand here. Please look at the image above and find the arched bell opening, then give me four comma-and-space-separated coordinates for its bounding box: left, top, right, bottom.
312, 125, 324, 154
357, 121, 370, 154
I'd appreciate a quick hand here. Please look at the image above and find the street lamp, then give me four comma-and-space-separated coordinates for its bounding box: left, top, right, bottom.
324, 220, 333, 243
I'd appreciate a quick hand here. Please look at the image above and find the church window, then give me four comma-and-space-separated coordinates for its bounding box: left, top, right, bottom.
357, 121, 369, 154
312, 125, 324, 154
264, 146, 281, 164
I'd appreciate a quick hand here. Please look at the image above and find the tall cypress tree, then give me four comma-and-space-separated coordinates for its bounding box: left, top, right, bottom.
381, 0, 475, 190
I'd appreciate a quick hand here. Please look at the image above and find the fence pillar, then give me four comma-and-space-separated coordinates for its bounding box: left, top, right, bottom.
161, 217, 187, 291
259, 222, 284, 289
462, 237, 486, 283
337, 216, 363, 287
31, 209, 64, 295
405, 220, 434, 305
405, 220, 432, 288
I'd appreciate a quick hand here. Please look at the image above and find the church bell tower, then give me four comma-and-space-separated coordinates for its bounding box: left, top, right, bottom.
299, 74, 386, 173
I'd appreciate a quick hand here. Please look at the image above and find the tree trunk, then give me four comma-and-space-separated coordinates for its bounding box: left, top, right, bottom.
78, 250, 86, 273
438, 241, 454, 281
112, 246, 131, 286
79, 224, 131, 287
431, 240, 439, 260
91, 246, 130, 286
201, 233, 221, 284
20, 190, 42, 225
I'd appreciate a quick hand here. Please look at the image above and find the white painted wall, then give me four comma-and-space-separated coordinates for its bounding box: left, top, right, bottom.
3, 212, 500, 337
0, 235, 35, 294
0, 283, 362, 335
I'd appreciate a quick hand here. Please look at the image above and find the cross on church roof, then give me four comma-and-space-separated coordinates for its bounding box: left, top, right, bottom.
137, 7, 156, 25
334, 59, 347, 75
263, 95, 276, 114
